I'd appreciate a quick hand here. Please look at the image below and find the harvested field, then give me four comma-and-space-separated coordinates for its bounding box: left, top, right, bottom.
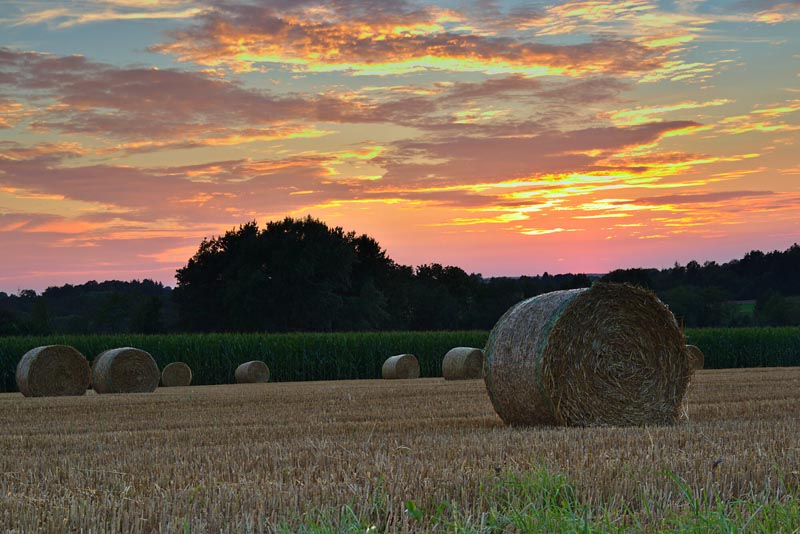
0, 367, 799, 532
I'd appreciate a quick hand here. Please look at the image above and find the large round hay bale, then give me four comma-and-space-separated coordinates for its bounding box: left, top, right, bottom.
442, 347, 484, 380
161, 362, 193, 387
382, 354, 420, 379
235, 360, 270, 383
92, 347, 160, 394
484, 283, 690, 427
15, 345, 90, 397
686, 344, 704, 371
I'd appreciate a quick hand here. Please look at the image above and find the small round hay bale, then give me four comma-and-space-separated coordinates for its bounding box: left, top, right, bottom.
92, 347, 160, 394
442, 347, 484, 380
686, 344, 704, 371
15, 345, 90, 397
235, 360, 270, 383
484, 283, 690, 427
161, 362, 193, 387
382, 354, 420, 379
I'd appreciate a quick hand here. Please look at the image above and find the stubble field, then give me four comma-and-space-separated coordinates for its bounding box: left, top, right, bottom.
1, 367, 799, 533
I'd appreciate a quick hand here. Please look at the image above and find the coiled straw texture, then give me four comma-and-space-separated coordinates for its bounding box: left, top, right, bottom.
161, 362, 193, 387
92, 347, 160, 394
382, 354, 420, 379
484, 283, 690, 427
235, 361, 270, 383
16, 345, 90, 397
442, 347, 484, 380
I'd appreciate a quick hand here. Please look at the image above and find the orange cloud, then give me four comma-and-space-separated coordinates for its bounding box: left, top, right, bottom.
750, 2, 800, 23
23, 219, 107, 234
0, 99, 35, 129
152, 3, 666, 76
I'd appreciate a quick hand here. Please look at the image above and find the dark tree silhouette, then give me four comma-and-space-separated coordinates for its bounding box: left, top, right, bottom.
174, 216, 402, 332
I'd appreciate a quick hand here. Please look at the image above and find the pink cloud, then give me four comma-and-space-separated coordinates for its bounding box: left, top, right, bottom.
2, 48, 408, 146
0, 46, 648, 156
629, 190, 776, 205
377, 120, 699, 187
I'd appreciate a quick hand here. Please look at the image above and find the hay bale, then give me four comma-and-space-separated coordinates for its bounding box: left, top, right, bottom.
484, 282, 690, 427
382, 354, 420, 379
92, 347, 160, 394
15, 345, 90, 397
442, 347, 484, 380
161, 362, 193, 387
235, 360, 270, 383
686, 344, 704, 371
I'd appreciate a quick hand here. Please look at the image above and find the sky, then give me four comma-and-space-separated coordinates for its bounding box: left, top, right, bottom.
0, 0, 798, 292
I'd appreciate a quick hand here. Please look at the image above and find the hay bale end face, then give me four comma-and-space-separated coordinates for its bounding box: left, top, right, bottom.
161, 362, 193, 387
686, 345, 705, 371
235, 361, 270, 383
484, 283, 690, 427
92, 347, 160, 394
442, 347, 484, 380
382, 354, 420, 379
16, 345, 90, 397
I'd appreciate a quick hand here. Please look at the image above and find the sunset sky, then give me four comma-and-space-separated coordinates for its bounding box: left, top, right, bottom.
1, 0, 798, 292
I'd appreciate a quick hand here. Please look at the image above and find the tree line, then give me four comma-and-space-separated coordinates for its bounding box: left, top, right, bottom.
1, 216, 798, 334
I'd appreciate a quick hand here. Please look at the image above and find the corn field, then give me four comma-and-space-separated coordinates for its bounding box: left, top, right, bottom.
1, 328, 799, 393
0, 331, 488, 393
686, 327, 800, 368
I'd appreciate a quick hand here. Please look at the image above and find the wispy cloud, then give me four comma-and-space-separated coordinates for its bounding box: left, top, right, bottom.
5, 1, 203, 28
606, 99, 733, 125
732, 0, 800, 23
627, 190, 776, 205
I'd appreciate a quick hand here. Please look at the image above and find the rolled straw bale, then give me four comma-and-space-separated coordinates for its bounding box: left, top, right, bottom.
484, 282, 690, 427
235, 360, 270, 383
92, 347, 160, 394
15, 345, 90, 397
686, 345, 704, 371
442, 347, 484, 380
161, 362, 193, 387
382, 354, 420, 379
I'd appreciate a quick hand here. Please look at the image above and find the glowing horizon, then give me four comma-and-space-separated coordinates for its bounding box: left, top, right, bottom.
0, 0, 798, 292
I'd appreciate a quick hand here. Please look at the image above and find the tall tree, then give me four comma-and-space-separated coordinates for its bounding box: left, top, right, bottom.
174, 216, 398, 332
